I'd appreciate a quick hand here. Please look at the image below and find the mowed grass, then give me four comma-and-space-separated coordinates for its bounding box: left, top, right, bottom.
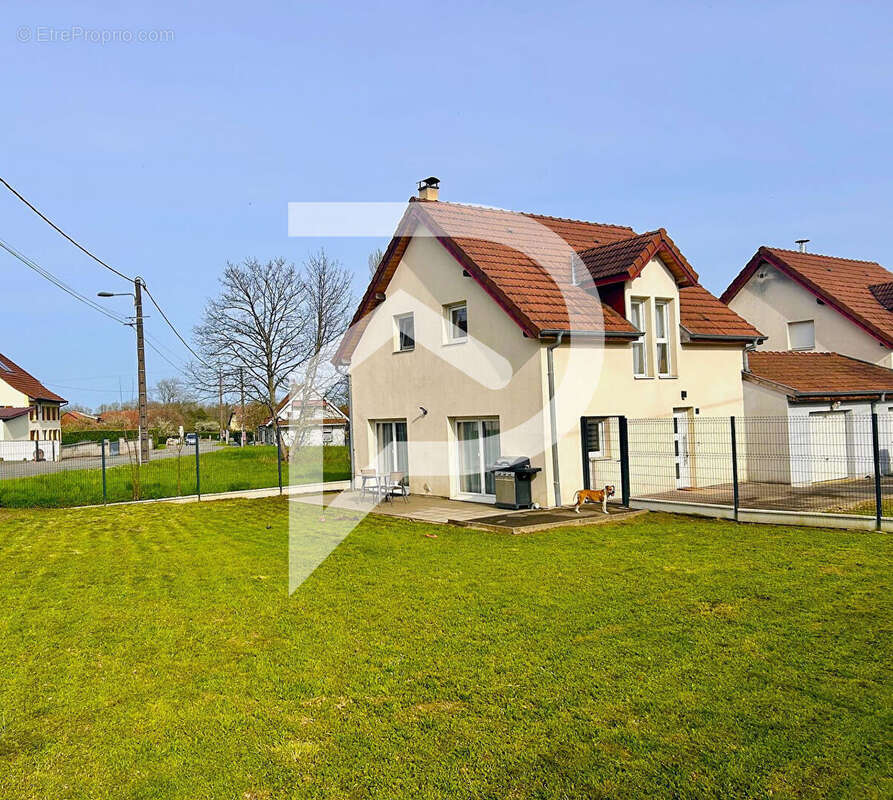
0, 445, 350, 508
0, 500, 890, 799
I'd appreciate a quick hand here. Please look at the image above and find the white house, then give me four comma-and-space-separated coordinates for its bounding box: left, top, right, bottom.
721, 245, 893, 486
335, 179, 763, 508
0, 352, 66, 460
721, 245, 893, 366
259, 389, 349, 447
742, 351, 893, 485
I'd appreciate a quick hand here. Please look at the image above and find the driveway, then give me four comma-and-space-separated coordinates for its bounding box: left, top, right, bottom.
637, 476, 893, 514
0, 440, 221, 480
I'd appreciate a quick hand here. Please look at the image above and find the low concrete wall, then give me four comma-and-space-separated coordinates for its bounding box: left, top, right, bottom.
629, 497, 892, 532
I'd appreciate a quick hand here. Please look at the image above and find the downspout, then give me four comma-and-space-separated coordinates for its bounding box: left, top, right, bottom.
344, 367, 357, 489
546, 332, 564, 507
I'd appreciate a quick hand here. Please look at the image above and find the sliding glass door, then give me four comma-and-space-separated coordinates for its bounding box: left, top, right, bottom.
375, 420, 408, 477
456, 419, 500, 498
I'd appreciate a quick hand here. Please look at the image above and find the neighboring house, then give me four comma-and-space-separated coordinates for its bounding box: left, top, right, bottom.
61, 409, 103, 428
721, 245, 893, 367
0, 352, 66, 442
335, 180, 763, 508
0, 352, 66, 460
258, 389, 349, 447
742, 351, 893, 485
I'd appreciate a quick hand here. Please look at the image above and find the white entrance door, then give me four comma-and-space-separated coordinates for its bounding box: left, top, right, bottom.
808, 412, 848, 483
455, 419, 500, 500
673, 410, 691, 489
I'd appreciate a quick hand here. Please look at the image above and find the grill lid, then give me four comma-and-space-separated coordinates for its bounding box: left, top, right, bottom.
487, 456, 531, 472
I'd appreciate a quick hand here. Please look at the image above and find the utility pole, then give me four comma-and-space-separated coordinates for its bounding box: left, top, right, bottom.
98, 279, 149, 464
240, 367, 246, 447
134, 277, 149, 464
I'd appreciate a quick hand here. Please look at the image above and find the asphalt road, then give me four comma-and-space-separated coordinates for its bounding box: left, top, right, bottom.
0, 440, 221, 479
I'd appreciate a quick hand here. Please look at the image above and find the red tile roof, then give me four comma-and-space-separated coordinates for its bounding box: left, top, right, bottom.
578, 229, 698, 286
336, 199, 760, 362
0, 407, 30, 421
722, 247, 893, 348
745, 351, 893, 397
679, 285, 763, 340
0, 352, 65, 403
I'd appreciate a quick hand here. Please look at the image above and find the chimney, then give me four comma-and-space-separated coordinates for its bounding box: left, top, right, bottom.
417, 176, 440, 201
795, 238, 809, 253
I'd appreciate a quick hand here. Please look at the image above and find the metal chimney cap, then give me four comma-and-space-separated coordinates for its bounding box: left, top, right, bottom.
417, 176, 440, 190
795, 238, 810, 253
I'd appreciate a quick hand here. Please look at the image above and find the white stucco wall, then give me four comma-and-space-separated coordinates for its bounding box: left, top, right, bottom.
743, 378, 890, 486
728, 261, 892, 366
0, 378, 28, 407
0, 414, 29, 442
348, 226, 550, 505
549, 258, 747, 504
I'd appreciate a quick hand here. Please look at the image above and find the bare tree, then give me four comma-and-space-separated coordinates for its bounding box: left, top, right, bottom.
291, 249, 353, 446
192, 258, 307, 454
154, 377, 183, 405
368, 247, 384, 277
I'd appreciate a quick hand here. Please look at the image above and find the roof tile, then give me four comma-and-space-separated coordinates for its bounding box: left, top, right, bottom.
746, 351, 893, 396
0, 353, 65, 403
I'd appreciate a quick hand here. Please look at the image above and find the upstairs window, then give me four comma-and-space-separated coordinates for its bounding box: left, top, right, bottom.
788, 320, 815, 351
655, 300, 672, 376
446, 303, 468, 343
395, 313, 415, 352
630, 298, 648, 376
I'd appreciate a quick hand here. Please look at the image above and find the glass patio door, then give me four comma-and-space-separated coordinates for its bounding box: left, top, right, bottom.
375, 420, 408, 477
456, 419, 500, 497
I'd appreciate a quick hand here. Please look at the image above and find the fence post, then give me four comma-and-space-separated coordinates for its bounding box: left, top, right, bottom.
194, 433, 201, 501
101, 438, 108, 504
730, 416, 739, 522
618, 415, 630, 507
276, 433, 284, 496
871, 412, 882, 530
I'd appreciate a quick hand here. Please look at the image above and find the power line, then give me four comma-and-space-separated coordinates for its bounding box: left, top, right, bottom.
0, 177, 134, 283
0, 237, 130, 325
142, 284, 209, 367
1, 177, 210, 370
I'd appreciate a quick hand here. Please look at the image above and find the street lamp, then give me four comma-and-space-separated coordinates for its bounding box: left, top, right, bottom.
97, 277, 149, 464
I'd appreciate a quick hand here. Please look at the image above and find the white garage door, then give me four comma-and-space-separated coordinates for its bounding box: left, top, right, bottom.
809, 412, 848, 483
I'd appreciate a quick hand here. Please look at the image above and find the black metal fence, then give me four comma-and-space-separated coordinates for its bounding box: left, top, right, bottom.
584, 414, 893, 527
0, 435, 288, 509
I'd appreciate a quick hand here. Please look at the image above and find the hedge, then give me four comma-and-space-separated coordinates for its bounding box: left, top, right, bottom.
62, 429, 164, 445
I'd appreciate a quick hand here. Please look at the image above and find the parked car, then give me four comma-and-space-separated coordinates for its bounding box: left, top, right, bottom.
184, 433, 198, 446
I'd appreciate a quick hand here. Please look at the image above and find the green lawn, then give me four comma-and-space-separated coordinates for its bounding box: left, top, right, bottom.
0, 500, 889, 799
0, 445, 350, 508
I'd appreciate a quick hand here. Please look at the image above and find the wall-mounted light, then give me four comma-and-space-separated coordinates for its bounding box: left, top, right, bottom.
681, 390, 688, 400
419, 406, 428, 416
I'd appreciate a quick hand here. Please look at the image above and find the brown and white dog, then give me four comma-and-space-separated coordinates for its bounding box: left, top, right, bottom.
572, 485, 615, 514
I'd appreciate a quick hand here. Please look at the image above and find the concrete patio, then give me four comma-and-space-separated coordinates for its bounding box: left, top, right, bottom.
291, 489, 644, 532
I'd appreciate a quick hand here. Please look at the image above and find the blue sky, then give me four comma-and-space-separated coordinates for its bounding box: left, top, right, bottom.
2, 1, 892, 409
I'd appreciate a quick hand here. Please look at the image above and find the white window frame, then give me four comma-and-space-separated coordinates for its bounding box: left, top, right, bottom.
394, 312, 415, 352
788, 319, 815, 351
630, 298, 649, 377
444, 302, 468, 343
654, 299, 672, 377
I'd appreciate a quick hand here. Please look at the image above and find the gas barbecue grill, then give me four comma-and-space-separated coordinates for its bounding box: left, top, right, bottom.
487, 456, 542, 509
